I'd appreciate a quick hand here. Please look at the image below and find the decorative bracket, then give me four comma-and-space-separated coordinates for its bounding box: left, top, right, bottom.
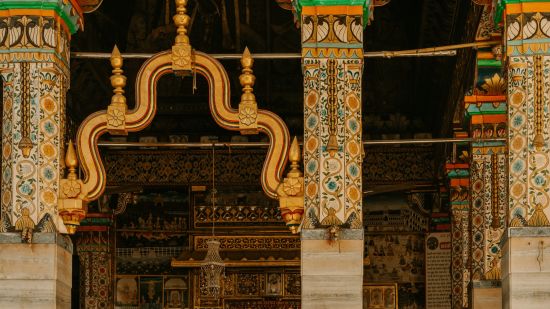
58, 140, 88, 234
238, 47, 259, 135
277, 137, 304, 233
106, 45, 128, 135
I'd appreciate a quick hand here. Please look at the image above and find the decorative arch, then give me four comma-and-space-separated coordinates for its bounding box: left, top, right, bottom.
76, 51, 290, 201
59, 0, 303, 234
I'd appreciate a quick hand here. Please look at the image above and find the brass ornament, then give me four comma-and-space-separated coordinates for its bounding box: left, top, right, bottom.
481, 73, 506, 95
58, 140, 88, 234
171, 0, 193, 76
326, 59, 338, 156
18, 62, 33, 158
534, 55, 545, 150
14, 207, 35, 243
106, 45, 128, 135
276, 137, 304, 234
238, 47, 259, 135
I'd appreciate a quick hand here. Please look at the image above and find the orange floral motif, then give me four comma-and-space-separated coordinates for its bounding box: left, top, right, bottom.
42, 144, 55, 157
42, 98, 56, 113
42, 190, 56, 204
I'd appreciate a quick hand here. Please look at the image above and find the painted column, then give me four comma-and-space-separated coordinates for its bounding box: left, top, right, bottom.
446, 159, 470, 309
76, 214, 113, 309
501, 0, 550, 307
294, 0, 368, 308
0, 1, 82, 307
465, 20, 506, 306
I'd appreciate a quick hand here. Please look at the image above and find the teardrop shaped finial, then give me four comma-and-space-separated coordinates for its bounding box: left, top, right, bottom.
65, 140, 78, 180
110, 45, 126, 105
287, 137, 302, 178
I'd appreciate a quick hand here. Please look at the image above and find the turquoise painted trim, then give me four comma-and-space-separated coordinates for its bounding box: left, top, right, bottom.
466, 104, 507, 115
294, 0, 371, 28
472, 142, 506, 147
447, 170, 470, 178
0, 47, 69, 68
509, 38, 550, 44
477, 59, 502, 67
0, 0, 81, 34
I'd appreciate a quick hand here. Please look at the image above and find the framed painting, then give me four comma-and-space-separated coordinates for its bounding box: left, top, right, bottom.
164, 276, 189, 309
363, 283, 398, 309
139, 276, 163, 309
115, 276, 139, 308
265, 272, 282, 296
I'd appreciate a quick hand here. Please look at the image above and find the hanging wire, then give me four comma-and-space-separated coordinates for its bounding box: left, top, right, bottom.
211, 143, 216, 237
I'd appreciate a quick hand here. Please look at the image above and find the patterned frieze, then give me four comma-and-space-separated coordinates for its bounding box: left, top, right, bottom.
102, 147, 435, 187
501, 1, 550, 56
194, 205, 284, 228
194, 235, 300, 251
0, 0, 82, 75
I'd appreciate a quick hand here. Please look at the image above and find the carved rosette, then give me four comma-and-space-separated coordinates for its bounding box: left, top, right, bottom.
171, 0, 193, 75
277, 137, 304, 233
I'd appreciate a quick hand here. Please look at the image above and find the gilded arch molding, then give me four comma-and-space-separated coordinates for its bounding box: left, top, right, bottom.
76, 51, 291, 201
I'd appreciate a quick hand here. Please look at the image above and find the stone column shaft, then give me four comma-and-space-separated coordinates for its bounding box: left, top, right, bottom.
296, 1, 369, 308
502, 1, 550, 308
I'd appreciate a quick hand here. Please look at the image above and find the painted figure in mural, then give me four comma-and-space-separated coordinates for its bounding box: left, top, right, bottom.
384, 288, 395, 308
167, 290, 181, 308
371, 288, 383, 306
267, 273, 281, 295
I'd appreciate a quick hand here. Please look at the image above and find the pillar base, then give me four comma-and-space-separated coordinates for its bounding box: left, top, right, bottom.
301, 229, 364, 309
502, 227, 550, 309
0, 233, 72, 308
470, 280, 501, 309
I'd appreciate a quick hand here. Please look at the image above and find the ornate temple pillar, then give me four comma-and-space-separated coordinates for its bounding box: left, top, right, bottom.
0, 1, 82, 307
501, 1, 550, 307
75, 214, 113, 309
446, 158, 471, 309
294, 1, 367, 308
466, 8, 506, 307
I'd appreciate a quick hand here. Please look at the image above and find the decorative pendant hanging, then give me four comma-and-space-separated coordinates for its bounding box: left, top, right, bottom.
200, 144, 224, 298
200, 239, 225, 298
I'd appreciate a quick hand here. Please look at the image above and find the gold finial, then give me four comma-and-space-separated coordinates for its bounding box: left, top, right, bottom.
287, 137, 302, 178
107, 45, 128, 135
238, 47, 258, 134
239, 47, 256, 105
65, 140, 78, 180
110, 45, 126, 106
171, 0, 193, 75
173, 0, 190, 45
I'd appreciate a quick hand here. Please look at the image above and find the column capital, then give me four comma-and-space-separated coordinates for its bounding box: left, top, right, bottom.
500, 0, 550, 55
0, 0, 83, 34
293, 0, 371, 31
